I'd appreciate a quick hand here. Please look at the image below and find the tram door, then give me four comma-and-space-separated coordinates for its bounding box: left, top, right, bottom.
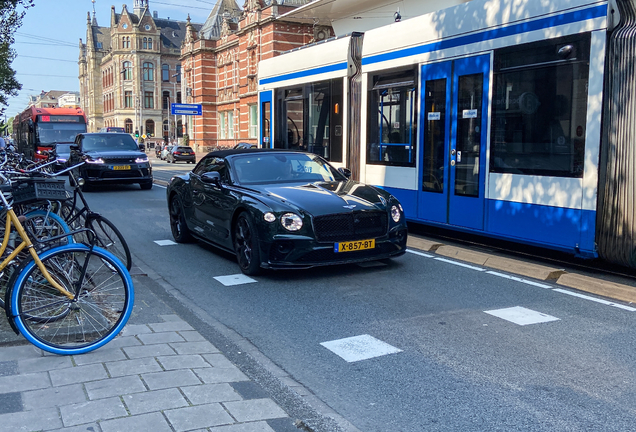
417, 55, 489, 230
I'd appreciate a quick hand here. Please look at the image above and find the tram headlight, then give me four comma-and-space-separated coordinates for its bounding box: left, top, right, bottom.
391, 205, 401, 223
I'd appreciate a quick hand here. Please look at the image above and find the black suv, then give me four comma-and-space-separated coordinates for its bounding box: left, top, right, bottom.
73, 133, 152, 191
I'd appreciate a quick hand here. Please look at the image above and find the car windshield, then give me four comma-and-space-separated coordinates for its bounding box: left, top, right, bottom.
81, 134, 139, 152
232, 153, 346, 185
176, 147, 192, 152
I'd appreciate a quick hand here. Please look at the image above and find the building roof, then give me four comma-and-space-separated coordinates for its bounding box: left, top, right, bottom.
155, 18, 202, 49
198, 0, 242, 40
91, 26, 111, 51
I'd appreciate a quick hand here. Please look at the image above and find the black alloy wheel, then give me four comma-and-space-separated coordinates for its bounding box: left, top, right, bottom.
169, 196, 193, 243
234, 213, 261, 275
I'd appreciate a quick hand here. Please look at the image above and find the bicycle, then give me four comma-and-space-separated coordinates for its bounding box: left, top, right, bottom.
0, 179, 134, 355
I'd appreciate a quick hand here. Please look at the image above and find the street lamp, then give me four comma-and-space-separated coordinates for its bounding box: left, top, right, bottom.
172, 72, 180, 143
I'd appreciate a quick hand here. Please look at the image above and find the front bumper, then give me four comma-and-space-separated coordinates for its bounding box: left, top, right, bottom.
82, 163, 152, 184
260, 226, 408, 269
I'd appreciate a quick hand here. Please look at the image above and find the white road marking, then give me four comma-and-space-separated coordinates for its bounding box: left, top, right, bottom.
154, 240, 177, 246
553, 289, 636, 312
434, 257, 485, 271
320, 334, 402, 363
485, 271, 553, 289
484, 306, 560, 326
214, 274, 258, 286
406, 249, 434, 258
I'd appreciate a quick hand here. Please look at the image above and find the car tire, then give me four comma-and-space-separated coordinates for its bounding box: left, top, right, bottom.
169, 196, 194, 243
140, 181, 153, 190
233, 212, 261, 275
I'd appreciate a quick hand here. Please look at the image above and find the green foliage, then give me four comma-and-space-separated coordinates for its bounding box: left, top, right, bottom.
0, 1, 34, 116
182, 134, 189, 146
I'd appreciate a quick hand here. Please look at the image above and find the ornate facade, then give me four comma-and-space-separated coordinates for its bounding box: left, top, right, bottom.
79, 0, 202, 138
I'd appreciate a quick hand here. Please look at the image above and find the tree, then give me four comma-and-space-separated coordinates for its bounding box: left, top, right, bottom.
0, 1, 34, 117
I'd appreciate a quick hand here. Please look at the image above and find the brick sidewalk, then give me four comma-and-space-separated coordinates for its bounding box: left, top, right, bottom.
0, 315, 290, 431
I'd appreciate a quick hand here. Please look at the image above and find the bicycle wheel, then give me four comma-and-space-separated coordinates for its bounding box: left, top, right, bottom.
86, 215, 132, 270
9, 244, 134, 355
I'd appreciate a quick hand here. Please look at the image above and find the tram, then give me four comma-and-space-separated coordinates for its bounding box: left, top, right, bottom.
257, 0, 636, 269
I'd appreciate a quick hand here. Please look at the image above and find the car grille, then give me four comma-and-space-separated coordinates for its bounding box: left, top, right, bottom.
312, 211, 388, 242
102, 156, 137, 164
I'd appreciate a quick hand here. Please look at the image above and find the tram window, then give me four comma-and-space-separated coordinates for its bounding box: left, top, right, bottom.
367, 69, 417, 166
490, 35, 590, 178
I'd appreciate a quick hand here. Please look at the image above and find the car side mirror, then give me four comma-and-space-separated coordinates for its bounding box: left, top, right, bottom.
201, 171, 222, 187
70, 144, 80, 151
138, 143, 145, 151
338, 167, 352, 179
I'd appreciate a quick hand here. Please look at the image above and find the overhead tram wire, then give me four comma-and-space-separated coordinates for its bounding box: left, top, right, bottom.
17, 55, 77, 63
15, 32, 76, 47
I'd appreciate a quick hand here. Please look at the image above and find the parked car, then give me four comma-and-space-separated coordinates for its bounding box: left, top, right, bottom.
166, 146, 196, 164
99, 127, 126, 133
160, 145, 173, 160
166, 149, 408, 275
72, 133, 153, 191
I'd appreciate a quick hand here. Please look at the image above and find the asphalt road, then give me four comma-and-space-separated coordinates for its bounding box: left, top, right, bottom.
81, 166, 636, 432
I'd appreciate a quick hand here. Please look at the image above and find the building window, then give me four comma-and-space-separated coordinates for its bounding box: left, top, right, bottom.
124, 91, 133, 108
125, 118, 133, 133
146, 119, 155, 137
177, 119, 183, 137
148, 38, 152, 50
366, 68, 418, 166
122, 61, 132, 80
163, 91, 170, 110
177, 92, 181, 103
144, 91, 154, 109
227, 111, 234, 139
249, 105, 257, 138
143, 62, 154, 81
122, 36, 130, 49
219, 112, 226, 139
163, 120, 169, 137
176, 65, 181, 82
143, 37, 148, 49
162, 64, 169, 82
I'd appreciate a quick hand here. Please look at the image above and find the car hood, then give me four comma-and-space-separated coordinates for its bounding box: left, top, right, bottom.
85, 150, 146, 159
249, 180, 391, 216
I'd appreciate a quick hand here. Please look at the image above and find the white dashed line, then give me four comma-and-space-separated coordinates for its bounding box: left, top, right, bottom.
406, 249, 434, 258
553, 289, 636, 311
485, 271, 553, 289
154, 240, 177, 246
484, 306, 560, 326
213, 274, 258, 286
320, 334, 402, 362
434, 257, 485, 271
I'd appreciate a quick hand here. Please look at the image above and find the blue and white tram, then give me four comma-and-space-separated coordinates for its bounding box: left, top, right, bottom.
258, 0, 636, 268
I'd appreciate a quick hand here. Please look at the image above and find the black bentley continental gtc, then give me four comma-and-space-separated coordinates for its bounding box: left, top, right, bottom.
167, 149, 408, 275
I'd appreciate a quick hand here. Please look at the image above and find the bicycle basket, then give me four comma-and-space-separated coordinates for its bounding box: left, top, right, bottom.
11, 178, 69, 204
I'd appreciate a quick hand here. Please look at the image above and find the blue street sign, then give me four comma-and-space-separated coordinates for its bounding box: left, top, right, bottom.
171, 103, 202, 115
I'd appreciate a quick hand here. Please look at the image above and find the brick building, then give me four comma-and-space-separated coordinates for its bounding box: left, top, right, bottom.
180, 0, 332, 151
79, 0, 202, 137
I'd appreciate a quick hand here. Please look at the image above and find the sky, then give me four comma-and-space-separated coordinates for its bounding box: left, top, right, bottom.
5, 0, 214, 120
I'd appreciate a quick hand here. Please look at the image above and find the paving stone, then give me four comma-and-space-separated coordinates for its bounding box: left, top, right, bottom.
123, 343, 177, 359
101, 411, 173, 432
210, 421, 277, 432
122, 387, 188, 415
159, 314, 185, 322
106, 335, 143, 349
0, 360, 18, 377
231, 381, 270, 400
119, 324, 153, 337
0, 407, 62, 431
224, 398, 288, 422
164, 403, 234, 431
170, 341, 219, 355
105, 357, 162, 377
48, 422, 100, 432
148, 321, 194, 332
195, 366, 249, 384
0, 392, 22, 414
203, 353, 238, 368
157, 354, 210, 370
49, 363, 108, 387
181, 383, 242, 405
85, 375, 146, 400
22, 384, 87, 410
266, 417, 305, 432
0, 371, 50, 393
142, 369, 202, 390
73, 347, 127, 365
18, 355, 72, 374
179, 330, 206, 342
137, 331, 186, 345
60, 396, 128, 427
0, 345, 42, 361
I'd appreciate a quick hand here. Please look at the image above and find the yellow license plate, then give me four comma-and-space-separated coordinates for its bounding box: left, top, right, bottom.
335, 239, 375, 253
112, 165, 131, 170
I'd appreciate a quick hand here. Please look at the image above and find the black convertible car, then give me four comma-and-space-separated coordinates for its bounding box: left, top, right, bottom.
167, 149, 408, 275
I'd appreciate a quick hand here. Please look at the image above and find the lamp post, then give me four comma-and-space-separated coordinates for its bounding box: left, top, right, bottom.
172, 72, 180, 143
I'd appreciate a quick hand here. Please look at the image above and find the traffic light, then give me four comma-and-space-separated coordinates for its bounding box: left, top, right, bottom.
135, 130, 139, 138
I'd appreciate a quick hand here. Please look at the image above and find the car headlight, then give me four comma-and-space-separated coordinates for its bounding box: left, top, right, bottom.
263, 212, 276, 223
86, 157, 104, 164
135, 156, 149, 163
280, 213, 303, 231
391, 205, 401, 223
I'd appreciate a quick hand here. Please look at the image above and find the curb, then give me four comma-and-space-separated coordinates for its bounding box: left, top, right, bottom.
407, 235, 636, 304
